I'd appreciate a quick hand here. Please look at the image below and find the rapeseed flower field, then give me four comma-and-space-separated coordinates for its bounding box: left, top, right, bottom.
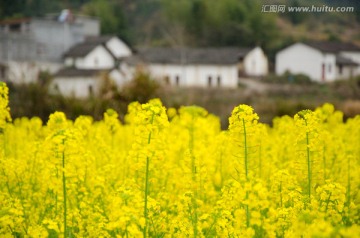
0, 82, 359, 237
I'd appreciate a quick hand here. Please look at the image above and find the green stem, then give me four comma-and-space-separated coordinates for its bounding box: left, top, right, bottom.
189, 123, 198, 238
325, 192, 332, 212
143, 156, 150, 238
323, 146, 326, 182
245, 191, 250, 228
259, 144, 262, 178
62, 140, 67, 238
305, 121, 311, 202
242, 119, 248, 180
143, 112, 155, 238
279, 181, 283, 208
346, 155, 351, 221
242, 118, 250, 228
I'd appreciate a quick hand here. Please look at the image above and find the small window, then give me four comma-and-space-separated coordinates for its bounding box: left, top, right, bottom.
217, 76, 221, 87
88, 85, 93, 95
164, 76, 170, 85
0, 67, 6, 79
328, 64, 331, 73
208, 76, 212, 87
338, 65, 343, 74
94, 57, 98, 66
175, 76, 180, 86
9, 23, 21, 32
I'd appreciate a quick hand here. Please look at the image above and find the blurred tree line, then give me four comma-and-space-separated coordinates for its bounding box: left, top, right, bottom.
1, 0, 359, 53
7, 69, 161, 123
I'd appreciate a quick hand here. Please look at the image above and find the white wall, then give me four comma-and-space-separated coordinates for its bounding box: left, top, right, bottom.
243, 47, 268, 76
64, 57, 74, 67
7, 60, 62, 84
337, 65, 355, 80
147, 64, 238, 88
323, 53, 337, 81
276, 43, 334, 82
75, 16, 100, 37
109, 69, 129, 87
51, 76, 99, 98
106, 37, 132, 58
340, 52, 360, 76
75, 45, 115, 69
119, 62, 135, 82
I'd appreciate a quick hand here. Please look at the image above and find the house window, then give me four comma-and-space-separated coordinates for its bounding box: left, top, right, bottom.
328, 64, 332, 73
208, 76, 212, 87
217, 76, 221, 87
175, 76, 180, 86
9, 23, 21, 32
164, 76, 170, 85
0, 66, 6, 79
338, 65, 343, 74
94, 57, 98, 66
88, 85, 93, 96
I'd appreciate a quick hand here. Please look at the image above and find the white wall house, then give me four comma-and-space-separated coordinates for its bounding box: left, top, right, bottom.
52, 35, 131, 97
6, 61, 62, 84
51, 68, 125, 98
276, 42, 360, 82
84, 35, 133, 59
52, 39, 268, 97
0, 12, 100, 84
124, 46, 268, 88
242, 46, 269, 77
106, 37, 132, 59
64, 43, 115, 69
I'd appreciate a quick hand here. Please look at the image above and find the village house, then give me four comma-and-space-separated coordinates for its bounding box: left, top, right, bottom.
0, 9, 269, 97
51, 35, 132, 97
276, 42, 360, 82
0, 10, 99, 83
52, 68, 123, 98
52, 42, 268, 97
124, 46, 268, 88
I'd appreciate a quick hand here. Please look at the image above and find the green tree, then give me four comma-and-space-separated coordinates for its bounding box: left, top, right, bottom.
82, 0, 129, 40
286, 0, 307, 25
160, 0, 278, 49
122, 69, 160, 104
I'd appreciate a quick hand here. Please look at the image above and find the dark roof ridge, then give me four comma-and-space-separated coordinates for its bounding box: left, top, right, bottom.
135, 47, 256, 65
63, 41, 99, 58
303, 41, 360, 53
85, 35, 115, 43
54, 67, 114, 77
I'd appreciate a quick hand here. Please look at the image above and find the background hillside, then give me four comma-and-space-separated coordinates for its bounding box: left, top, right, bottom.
2, 0, 360, 125
1, 0, 359, 58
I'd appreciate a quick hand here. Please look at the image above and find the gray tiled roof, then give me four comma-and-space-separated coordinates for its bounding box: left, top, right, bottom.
336, 55, 359, 66
63, 35, 127, 59
85, 35, 114, 44
132, 47, 253, 65
54, 68, 109, 77
305, 41, 360, 53
63, 41, 99, 58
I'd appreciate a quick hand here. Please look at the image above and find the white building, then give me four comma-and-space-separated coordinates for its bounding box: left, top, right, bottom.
52, 35, 132, 97
276, 42, 360, 82
0, 12, 100, 84
52, 68, 123, 98
124, 46, 268, 88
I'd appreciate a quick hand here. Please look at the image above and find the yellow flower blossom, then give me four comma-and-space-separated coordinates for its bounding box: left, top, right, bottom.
0, 98, 359, 237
